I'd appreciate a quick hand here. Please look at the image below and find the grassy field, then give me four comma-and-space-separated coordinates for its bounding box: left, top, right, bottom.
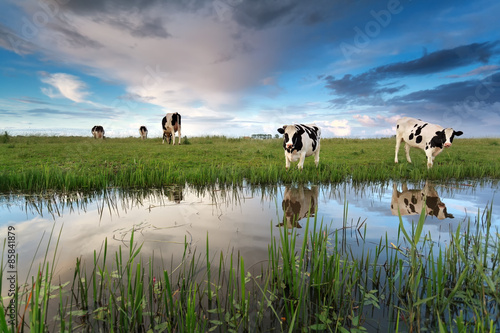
1, 134, 499, 192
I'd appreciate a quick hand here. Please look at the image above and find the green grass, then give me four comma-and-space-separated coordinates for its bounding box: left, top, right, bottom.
2, 204, 499, 332
1, 135, 499, 192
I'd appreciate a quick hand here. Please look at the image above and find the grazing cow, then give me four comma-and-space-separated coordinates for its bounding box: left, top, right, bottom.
91, 125, 105, 139
162, 112, 181, 145
277, 124, 321, 170
395, 117, 463, 168
278, 186, 318, 229
139, 126, 148, 140
391, 182, 454, 220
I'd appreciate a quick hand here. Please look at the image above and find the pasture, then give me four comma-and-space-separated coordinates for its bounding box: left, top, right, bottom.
1, 134, 499, 192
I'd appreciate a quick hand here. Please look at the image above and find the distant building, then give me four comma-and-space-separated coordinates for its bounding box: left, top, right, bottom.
251, 134, 273, 139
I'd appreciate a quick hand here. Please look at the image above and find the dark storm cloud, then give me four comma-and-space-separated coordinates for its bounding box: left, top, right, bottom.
98, 15, 170, 39
131, 17, 171, 38
55, 0, 207, 15
231, 0, 299, 28
375, 42, 498, 76
392, 71, 500, 105
229, 0, 361, 29
324, 41, 500, 102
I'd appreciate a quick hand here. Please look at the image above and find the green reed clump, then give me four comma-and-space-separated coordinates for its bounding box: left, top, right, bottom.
1, 131, 10, 144
1, 204, 499, 332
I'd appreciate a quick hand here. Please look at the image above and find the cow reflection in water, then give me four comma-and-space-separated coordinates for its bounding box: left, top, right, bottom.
163, 186, 183, 203
391, 182, 454, 220
278, 186, 319, 229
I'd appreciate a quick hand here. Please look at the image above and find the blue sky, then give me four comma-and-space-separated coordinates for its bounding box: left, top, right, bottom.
1, 0, 499, 138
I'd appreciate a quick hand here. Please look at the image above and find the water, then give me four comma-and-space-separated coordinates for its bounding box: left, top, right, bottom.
1, 180, 498, 292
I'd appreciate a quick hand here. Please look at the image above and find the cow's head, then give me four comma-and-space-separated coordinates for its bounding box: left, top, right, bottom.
163, 131, 172, 144
426, 197, 454, 220
278, 125, 304, 153
430, 128, 463, 148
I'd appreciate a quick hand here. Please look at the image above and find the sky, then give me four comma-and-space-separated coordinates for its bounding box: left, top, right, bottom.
1, 0, 500, 138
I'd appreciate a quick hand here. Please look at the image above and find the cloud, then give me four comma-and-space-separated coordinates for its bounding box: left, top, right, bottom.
324, 41, 500, 104
445, 65, 500, 78
323, 119, 351, 137
353, 114, 377, 127
391, 71, 500, 105
40, 73, 90, 103
0, 23, 38, 55
374, 41, 498, 76
352, 113, 401, 130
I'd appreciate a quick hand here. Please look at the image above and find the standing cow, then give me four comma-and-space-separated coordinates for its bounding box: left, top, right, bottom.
278, 186, 318, 229
91, 125, 105, 139
395, 117, 463, 168
162, 112, 181, 145
277, 124, 321, 170
139, 126, 148, 140
391, 182, 454, 220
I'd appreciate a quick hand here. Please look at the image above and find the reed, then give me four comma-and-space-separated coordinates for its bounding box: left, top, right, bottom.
1, 203, 499, 332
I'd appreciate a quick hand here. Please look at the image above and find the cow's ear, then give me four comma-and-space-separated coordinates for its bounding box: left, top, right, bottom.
454, 131, 463, 136
277, 126, 285, 134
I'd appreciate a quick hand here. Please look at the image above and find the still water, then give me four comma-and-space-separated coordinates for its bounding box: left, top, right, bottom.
1, 180, 499, 295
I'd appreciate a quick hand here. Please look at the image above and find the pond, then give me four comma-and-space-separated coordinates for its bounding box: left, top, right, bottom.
1, 180, 499, 331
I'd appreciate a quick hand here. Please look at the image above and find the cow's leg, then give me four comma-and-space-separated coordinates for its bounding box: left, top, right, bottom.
177, 128, 182, 145
285, 153, 291, 170
297, 152, 307, 170
394, 135, 402, 163
314, 145, 320, 168
426, 150, 434, 169
404, 143, 412, 163
391, 183, 399, 213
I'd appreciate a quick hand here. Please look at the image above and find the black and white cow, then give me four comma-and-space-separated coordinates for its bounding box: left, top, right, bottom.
278, 186, 318, 229
277, 124, 321, 170
162, 112, 181, 145
395, 117, 463, 168
91, 125, 105, 139
391, 182, 454, 220
139, 126, 148, 140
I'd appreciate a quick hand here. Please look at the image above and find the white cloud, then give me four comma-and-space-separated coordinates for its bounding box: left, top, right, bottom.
29, 8, 290, 114
353, 114, 377, 127
323, 119, 351, 137
40, 73, 89, 103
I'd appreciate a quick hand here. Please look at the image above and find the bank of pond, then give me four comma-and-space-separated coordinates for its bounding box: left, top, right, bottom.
1, 180, 499, 332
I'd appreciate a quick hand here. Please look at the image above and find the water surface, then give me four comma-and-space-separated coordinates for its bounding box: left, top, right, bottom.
1, 180, 498, 294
